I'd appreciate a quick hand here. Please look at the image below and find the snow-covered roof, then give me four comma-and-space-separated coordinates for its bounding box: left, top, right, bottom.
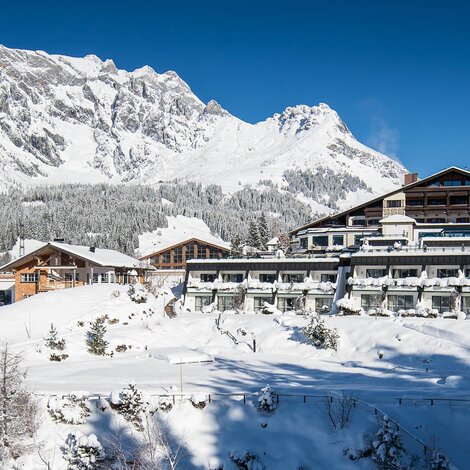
0, 242, 143, 271
186, 257, 340, 265
138, 215, 230, 258
0, 280, 15, 290
380, 214, 416, 224
267, 237, 279, 246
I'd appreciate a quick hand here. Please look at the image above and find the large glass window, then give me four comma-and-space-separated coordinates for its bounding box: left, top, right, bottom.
259, 273, 276, 283
173, 247, 183, 264
0, 290, 12, 305
277, 297, 296, 312
101, 273, 109, 283
200, 273, 216, 283
429, 199, 446, 206
186, 242, 196, 260
450, 196, 468, 205
366, 269, 387, 278
222, 273, 244, 283
387, 200, 402, 208
332, 235, 344, 245
217, 296, 235, 311
462, 297, 470, 315
315, 297, 332, 313
437, 268, 459, 278
361, 294, 382, 310
312, 236, 328, 247
197, 244, 207, 258
282, 273, 305, 283
209, 248, 221, 259
254, 297, 273, 312
392, 269, 418, 278
161, 252, 171, 264
432, 296, 451, 313
20, 273, 38, 283
300, 237, 309, 249
64, 272, 79, 282
195, 296, 212, 311
407, 199, 424, 206
321, 273, 337, 283
388, 295, 414, 311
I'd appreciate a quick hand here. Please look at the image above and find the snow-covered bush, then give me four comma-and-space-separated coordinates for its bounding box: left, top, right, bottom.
128, 285, 147, 304
111, 382, 147, 430
229, 450, 265, 470
302, 318, 339, 351
257, 385, 277, 413
371, 415, 405, 469
85, 316, 108, 355
430, 450, 450, 469
44, 323, 66, 351
336, 297, 361, 316
49, 353, 69, 362
47, 393, 91, 425
190, 392, 209, 409
260, 302, 279, 315
62, 432, 104, 470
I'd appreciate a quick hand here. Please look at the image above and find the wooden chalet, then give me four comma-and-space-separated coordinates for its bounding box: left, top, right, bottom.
140, 237, 231, 270
0, 241, 146, 303
290, 166, 470, 238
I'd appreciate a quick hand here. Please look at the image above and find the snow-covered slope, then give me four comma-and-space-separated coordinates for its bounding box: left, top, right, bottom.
0, 45, 405, 209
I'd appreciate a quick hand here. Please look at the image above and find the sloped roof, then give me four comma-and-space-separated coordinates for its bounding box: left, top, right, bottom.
290, 166, 470, 235
0, 242, 143, 272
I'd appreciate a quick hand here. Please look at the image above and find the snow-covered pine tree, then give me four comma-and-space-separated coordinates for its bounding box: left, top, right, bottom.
248, 221, 262, 250
259, 212, 269, 250
430, 450, 450, 470
230, 234, 244, 258
0, 345, 40, 461
257, 385, 277, 413
371, 415, 405, 469
85, 317, 108, 356
44, 323, 65, 351
112, 382, 147, 430
62, 432, 104, 470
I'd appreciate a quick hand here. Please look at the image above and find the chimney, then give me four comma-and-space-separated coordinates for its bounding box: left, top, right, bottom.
403, 172, 418, 186
89, 246, 96, 253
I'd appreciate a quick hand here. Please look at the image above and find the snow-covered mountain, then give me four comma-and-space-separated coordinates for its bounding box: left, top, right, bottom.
0, 45, 406, 210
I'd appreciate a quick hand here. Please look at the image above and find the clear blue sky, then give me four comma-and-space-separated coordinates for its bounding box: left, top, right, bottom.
2, 0, 470, 175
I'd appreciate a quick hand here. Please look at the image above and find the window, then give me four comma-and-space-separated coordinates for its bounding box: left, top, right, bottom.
429, 199, 446, 206
366, 269, 387, 278
101, 273, 109, 283
332, 235, 344, 245
428, 218, 445, 223
173, 247, 183, 264
300, 237, 309, 249
254, 296, 272, 312
367, 219, 380, 226
217, 296, 235, 311
93, 273, 99, 283
222, 273, 244, 283
456, 218, 470, 223
110, 273, 115, 283
415, 218, 425, 223
315, 297, 332, 313
361, 294, 382, 310
277, 297, 296, 312
321, 273, 337, 283
387, 200, 402, 208
186, 242, 196, 260
462, 297, 470, 315
392, 269, 418, 278
354, 235, 364, 245
282, 273, 305, 283
450, 196, 468, 206
64, 272, 79, 282
437, 268, 459, 278
443, 180, 464, 187
20, 273, 38, 283
161, 252, 171, 264
201, 273, 216, 283
197, 244, 207, 258
0, 290, 12, 305
259, 273, 276, 283
312, 236, 328, 247
466, 268, 470, 278
351, 219, 365, 226
432, 295, 451, 313
407, 199, 424, 206
209, 248, 221, 259
388, 295, 414, 311
195, 296, 212, 311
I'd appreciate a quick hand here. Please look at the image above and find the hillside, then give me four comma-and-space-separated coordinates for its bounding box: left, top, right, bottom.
0, 45, 406, 213
0, 284, 467, 468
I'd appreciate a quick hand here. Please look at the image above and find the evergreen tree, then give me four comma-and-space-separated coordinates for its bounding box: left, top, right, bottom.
247, 221, 261, 250
85, 317, 108, 356
44, 323, 65, 351
230, 234, 244, 258
371, 415, 404, 469
259, 212, 269, 249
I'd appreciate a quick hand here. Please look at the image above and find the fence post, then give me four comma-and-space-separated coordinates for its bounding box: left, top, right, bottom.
303, 395, 306, 403
243, 394, 246, 404
208, 394, 211, 404
172, 395, 175, 405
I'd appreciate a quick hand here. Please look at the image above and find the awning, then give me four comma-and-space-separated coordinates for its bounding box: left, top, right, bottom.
0, 281, 15, 290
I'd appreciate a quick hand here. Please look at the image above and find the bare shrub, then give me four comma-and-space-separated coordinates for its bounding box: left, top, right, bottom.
320, 393, 356, 430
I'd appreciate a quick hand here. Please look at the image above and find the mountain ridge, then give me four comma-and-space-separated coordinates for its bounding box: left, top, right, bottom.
0, 44, 406, 213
